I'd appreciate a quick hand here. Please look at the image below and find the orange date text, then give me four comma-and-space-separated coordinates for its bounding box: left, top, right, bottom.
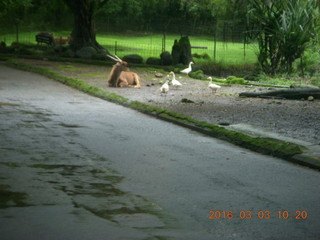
208, 210, 308, 220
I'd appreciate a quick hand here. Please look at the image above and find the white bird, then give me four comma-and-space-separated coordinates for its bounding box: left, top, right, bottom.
180, 61, 194, 74
169, 71, 182, 88
208, 77, 221, 93
160, 79, 170, 95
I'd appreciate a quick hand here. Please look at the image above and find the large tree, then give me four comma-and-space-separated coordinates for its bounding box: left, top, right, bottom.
62, 0, 108, 52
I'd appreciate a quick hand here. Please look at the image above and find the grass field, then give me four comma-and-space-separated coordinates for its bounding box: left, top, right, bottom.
0, 31, 258, 64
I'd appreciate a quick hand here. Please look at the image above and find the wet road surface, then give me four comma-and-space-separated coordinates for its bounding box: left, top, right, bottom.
0, 64, 320, 239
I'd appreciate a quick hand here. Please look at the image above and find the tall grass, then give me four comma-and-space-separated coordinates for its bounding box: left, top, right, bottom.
1, 31, 257, 65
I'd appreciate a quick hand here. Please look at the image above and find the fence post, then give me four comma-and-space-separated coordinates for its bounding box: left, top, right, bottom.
162, 33, 166, 52
213, 30, 217, 61
15, 23, 19, 43
243, 32, 246, 60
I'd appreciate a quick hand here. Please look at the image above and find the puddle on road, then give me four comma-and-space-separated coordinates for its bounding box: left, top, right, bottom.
2, 162, 20, 168
0, 185, 29, 208
58, 123, 85, 128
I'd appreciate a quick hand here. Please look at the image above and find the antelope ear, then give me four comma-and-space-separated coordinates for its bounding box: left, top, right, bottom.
122, 61, 128, 66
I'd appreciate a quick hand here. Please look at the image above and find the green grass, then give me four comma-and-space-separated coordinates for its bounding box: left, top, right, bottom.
98, 33, 258, 64
254, 73, 317, 86
1, 31, 258, 64
56, 64, 81, 71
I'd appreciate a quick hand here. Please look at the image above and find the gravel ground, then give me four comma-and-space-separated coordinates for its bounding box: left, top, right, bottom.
16, 59, 320, 145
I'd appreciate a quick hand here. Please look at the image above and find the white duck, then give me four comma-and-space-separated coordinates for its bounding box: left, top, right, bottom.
160, 79, 170, 95
169, 71, 182, 88
180, 61, 194, 74
207, 77, 221, 93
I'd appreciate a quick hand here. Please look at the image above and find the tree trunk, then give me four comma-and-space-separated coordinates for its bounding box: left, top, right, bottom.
63, 0, 104, 52
239, 88, 320, 100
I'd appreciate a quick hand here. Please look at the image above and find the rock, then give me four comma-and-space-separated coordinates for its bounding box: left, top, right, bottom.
308, 96, 314, 101
181, 98, 194, 103
171, 36, 193, 65
62, 49, 75, 58
160, 51, 172, 66
154, 73, 163, 78
76, 47, 97, 59
123, 54, 143, 64
54, 45, 68, 53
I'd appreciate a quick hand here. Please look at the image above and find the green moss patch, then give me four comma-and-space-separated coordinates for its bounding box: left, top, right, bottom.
226, 76, 247, 84
3, 162, 19, 168
56, 64, 80, 71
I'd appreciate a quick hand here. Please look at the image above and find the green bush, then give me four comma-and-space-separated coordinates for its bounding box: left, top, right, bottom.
123, 54, 143, 64
200, 61, 258, 77
226, 76, 246, 84
297, 47, 320, 76
192, 53, 211, 60
310, 76, 320, 87
189, 70, 206, 80
146, 57, 161, 65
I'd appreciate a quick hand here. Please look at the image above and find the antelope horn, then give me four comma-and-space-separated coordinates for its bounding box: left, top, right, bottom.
106, 54, 121, 62
114, 54, 122, 62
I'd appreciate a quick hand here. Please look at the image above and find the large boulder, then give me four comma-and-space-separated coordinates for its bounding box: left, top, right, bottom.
123, 54, 143, 64
171, 36, 193, 65
76, 46, 97, 59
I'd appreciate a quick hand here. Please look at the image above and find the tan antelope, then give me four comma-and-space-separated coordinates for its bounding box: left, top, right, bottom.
107, 54, 141, 88
54, 35, 71, 45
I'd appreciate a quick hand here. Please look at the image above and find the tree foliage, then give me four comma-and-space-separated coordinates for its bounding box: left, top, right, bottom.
0, 0, 32, 26
247, 0, 319, 74
0, 0, 245, 34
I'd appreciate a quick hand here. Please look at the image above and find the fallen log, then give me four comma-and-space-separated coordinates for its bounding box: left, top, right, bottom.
239, 88, 320, 100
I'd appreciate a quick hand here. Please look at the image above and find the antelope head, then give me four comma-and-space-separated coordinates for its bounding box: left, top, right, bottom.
107, 54, 128, 66
107, 54, 129, 87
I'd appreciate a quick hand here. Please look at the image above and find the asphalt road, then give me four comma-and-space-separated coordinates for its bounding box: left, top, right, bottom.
0, 64, 319, 240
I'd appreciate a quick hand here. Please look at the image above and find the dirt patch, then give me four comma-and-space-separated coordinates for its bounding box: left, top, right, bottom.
17, 59, 320, 145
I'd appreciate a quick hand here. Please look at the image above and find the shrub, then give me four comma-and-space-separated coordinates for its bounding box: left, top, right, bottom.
201, 61, 258, 78
226, 76, 246, 84
189, 70, 206, 80
310, 76, 320, 87
192, 53, 211, 60
123, 54, 143, 64
160, 51, 172, 65
146, 57, 161, 65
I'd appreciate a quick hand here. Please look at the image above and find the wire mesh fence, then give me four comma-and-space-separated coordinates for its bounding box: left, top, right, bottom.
96, 33, 257, 64
0, 27, 257, 64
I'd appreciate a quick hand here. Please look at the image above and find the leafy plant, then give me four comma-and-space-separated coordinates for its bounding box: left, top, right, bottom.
247, 0, 319, 74
226, 76, 246, 84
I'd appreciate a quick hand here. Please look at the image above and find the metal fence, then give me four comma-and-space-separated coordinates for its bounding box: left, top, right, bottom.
97, 33, 257, 64
0, 27, 257, 64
